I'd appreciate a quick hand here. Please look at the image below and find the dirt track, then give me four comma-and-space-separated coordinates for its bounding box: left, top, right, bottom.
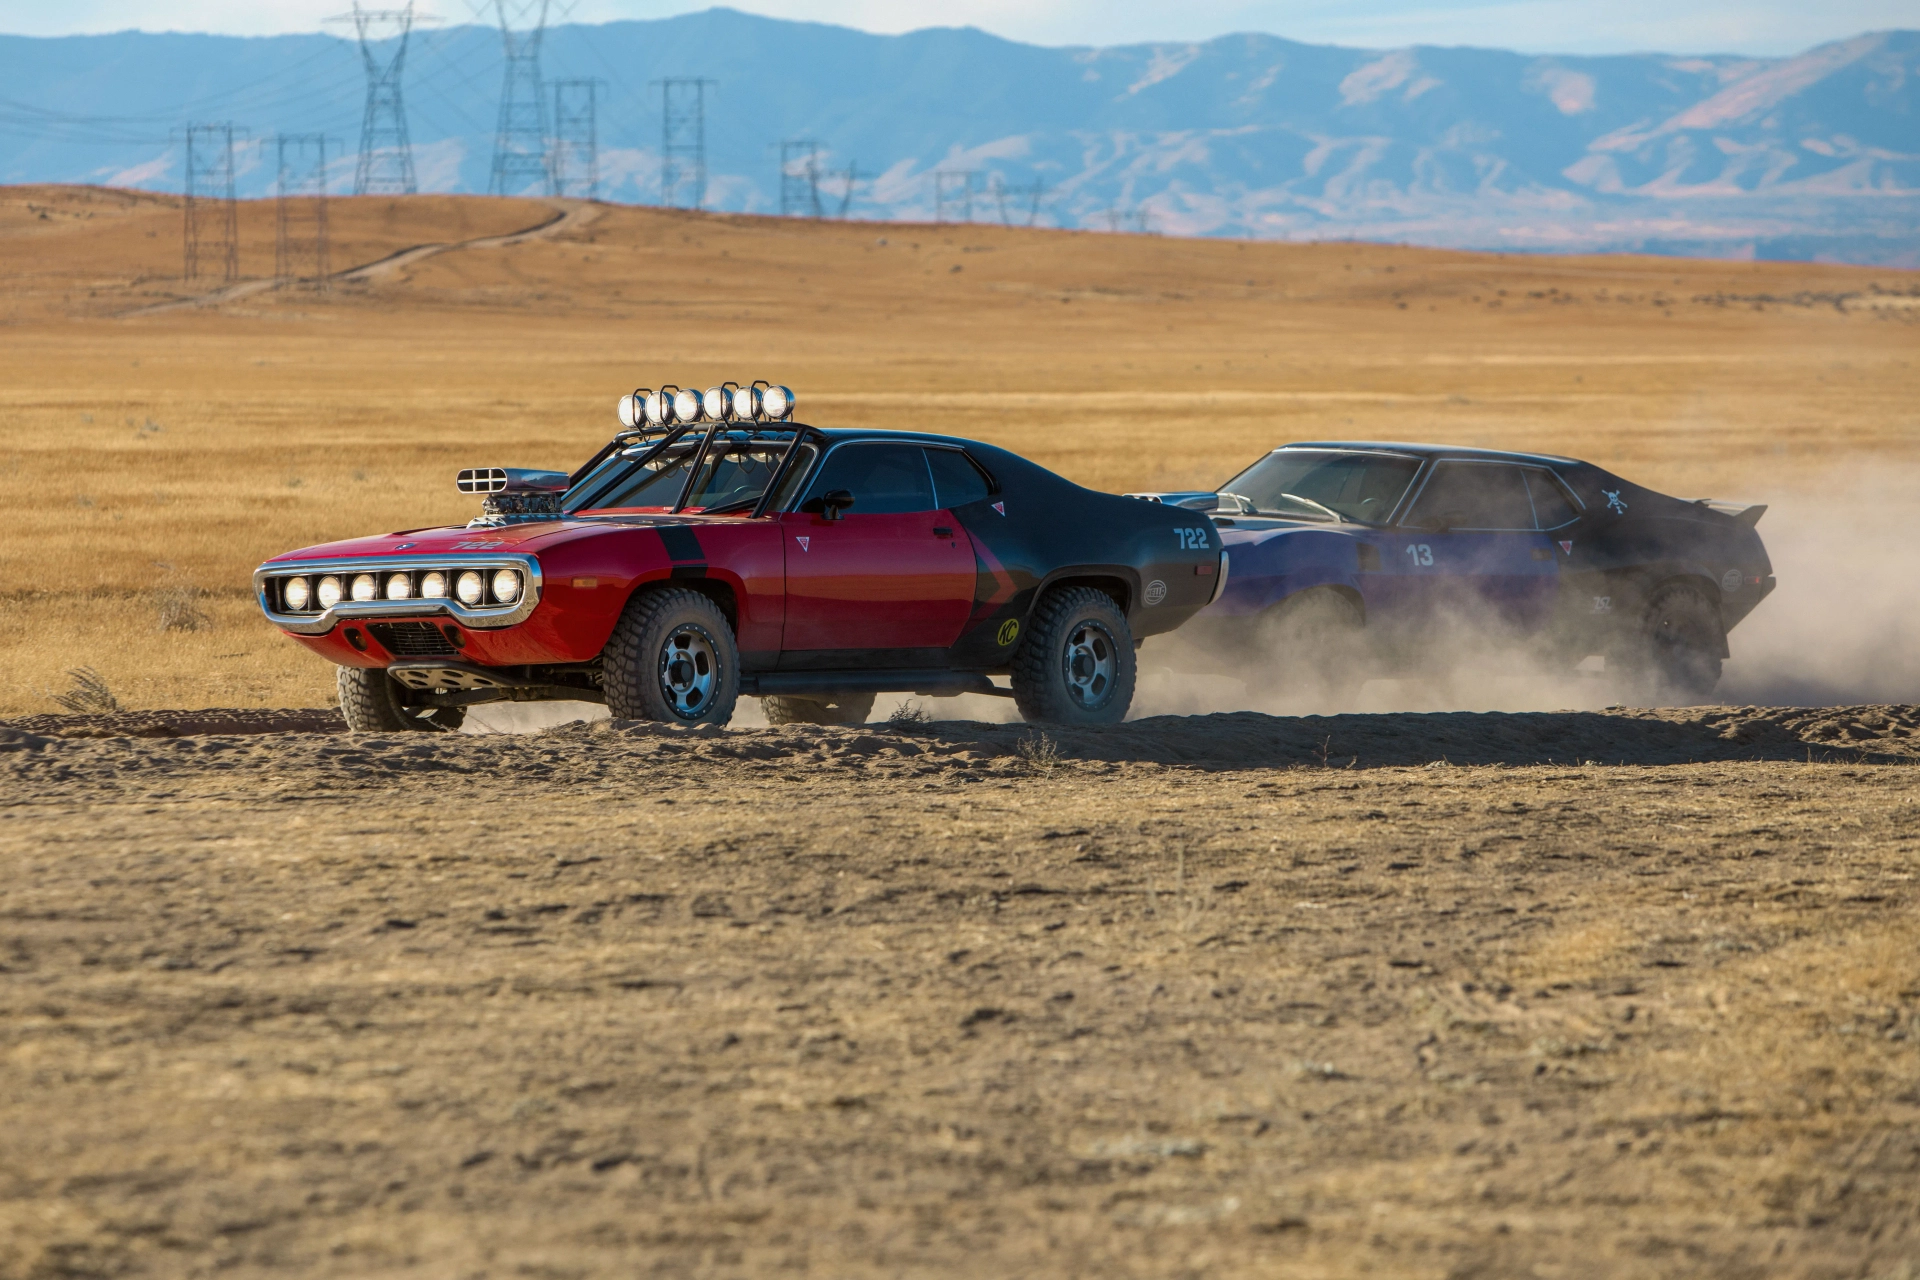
4, 708, 1918, 1278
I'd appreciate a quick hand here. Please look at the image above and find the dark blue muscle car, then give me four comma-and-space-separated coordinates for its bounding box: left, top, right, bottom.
1130, 443, 1774, 704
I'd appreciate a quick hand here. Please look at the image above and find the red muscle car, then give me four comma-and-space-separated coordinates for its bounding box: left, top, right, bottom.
255, 382, 1227, 729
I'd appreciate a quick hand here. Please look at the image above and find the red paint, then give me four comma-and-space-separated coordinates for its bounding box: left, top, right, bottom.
777, 509, 975, 651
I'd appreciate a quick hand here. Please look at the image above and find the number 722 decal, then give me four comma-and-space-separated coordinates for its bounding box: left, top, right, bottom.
1175, 527, 1210, 550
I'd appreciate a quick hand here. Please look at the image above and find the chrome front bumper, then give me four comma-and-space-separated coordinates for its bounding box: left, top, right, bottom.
253, 553, 543, 636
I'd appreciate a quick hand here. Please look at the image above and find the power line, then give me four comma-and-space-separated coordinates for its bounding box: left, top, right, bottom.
275, 134, 333, 289
991, 175, 1046, 227
551, 78, 600, 199
656, 78, 713, 210
180, 122, 243, 283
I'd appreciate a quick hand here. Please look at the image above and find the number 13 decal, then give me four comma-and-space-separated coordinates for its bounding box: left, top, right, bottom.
1405, 543, 1434, 567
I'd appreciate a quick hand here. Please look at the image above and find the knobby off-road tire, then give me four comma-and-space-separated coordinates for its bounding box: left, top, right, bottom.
603, 587, 741, 726
1256, 587, 1366, 709
336, 666, 465, 732
1620, 582, 1724, 705
1010, 586, 1137, 725
761, 694, 875, 726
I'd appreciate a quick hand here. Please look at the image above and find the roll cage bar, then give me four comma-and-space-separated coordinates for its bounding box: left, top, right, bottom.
564, 419, 823, 519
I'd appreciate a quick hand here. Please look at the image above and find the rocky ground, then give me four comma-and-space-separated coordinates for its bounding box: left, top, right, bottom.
3, 707, 1918, 1278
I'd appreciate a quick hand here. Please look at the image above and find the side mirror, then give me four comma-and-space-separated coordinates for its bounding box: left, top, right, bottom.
802, 489, 856, 520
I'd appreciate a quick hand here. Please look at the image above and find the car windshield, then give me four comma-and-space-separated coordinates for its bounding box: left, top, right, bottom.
576, 438, 816, 514
1217, 449, 1420, 524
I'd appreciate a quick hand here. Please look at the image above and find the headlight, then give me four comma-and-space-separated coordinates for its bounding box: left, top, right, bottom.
350, 573, 378, 602
491, 568, 523, 604
702, 385, 730, 421
420, 570, 448, 598
316, 575, 343, 608
731, 384, 759, 419
644, 390, 667, 426
385, 572, 413, 600
283, 576, 312, 611
617, 393, 641, 429
456, 570, 486, 605
761, 384, 794, 419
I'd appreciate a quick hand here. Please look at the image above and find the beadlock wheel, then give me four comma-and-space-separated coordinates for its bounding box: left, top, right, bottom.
1010, 585, 1137, 725
603, 587, 740, 726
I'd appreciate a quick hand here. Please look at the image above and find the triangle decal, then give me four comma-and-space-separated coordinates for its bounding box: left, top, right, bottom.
796, 536, 810, 552
1558, 540, 1573, 555
992, 501, 1006, 516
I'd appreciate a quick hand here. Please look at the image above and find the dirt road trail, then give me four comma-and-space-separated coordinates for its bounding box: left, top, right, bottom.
3, 713, 1918, 1278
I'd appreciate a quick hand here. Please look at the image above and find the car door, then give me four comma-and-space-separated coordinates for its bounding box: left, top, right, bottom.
1395, 460, 1559, 635
777, 441, 977, 661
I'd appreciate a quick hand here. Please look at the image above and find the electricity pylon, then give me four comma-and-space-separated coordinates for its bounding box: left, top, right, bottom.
656, 78, 714, 209
330, 3, 434, 196
489, 0, 555, 196
180, 122, 242, 282
780, 138, 822, 217
552, 78, 601, 199
275, 134, 332, 289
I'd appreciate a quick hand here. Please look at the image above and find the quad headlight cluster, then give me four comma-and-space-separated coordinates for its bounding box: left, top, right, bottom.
616, 380, 795, 430
275, 567, 523, 614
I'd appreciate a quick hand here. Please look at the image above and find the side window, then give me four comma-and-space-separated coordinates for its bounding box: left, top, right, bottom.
802, 443, 937, 515
1407, 462, 1536, 531
925, 448, 992, 509
1524, 469, 1580, 529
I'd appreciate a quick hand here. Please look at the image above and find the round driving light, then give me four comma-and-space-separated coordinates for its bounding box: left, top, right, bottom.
643, 390, 667, 427
731, 384, 760, 419
350, 573, 378, 602
455, 570, 486, 605
702, 385, 729, 421
617, 394, 640, 429
316, 575, 343, 609
671, 387, 702, 423
491, 568, 523, 604
761, 384, 794, 419
385, 572, 414, 600
283, 576, 312, 611
419, 570, 448, 598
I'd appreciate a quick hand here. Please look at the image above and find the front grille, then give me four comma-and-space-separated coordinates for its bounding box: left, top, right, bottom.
368, 622, 458, 657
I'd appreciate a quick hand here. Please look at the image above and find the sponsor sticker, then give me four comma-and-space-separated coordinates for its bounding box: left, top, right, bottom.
996, 619, 1020, 646
1144, 579, 1168, 606
1720, 568, 1743, 593
1592, 595, 1612, 613
1603, 489, 1627, 514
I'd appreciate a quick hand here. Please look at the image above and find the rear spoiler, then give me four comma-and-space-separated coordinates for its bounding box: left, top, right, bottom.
1695, 499, 1767, 527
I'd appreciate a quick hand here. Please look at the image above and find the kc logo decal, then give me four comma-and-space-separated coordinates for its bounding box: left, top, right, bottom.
996, 619, 1020, 646
795, 536, 810, 552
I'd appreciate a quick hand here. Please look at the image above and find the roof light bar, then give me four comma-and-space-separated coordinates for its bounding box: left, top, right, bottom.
613, 381, 797, 427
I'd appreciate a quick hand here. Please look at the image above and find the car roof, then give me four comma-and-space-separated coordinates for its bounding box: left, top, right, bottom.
800, 426, 972, 446
1277, 441, 1581, 466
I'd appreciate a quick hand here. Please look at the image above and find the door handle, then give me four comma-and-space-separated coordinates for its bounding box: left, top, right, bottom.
933, 526, 954, 538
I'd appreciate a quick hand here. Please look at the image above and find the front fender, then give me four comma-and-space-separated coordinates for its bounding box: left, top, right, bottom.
1207, 527, 1366, 619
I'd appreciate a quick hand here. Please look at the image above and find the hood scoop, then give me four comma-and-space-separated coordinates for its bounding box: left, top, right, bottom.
458, 467, 570, 523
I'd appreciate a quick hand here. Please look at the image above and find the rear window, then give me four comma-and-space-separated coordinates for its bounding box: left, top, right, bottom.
926, 448, 993, 509
1524, 469, 1580, 529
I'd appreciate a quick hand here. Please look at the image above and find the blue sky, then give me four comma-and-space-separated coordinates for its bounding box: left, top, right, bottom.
0, 0, 1909, 54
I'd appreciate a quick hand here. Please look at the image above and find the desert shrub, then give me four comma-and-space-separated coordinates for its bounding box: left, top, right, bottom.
49, 667, 119, 713
887, 700, 931, 728
1016, 730, 1060, 775
155, 584, 211, 632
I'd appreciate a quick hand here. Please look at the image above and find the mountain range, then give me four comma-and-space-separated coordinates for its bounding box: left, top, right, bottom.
1, 9, 1915, 264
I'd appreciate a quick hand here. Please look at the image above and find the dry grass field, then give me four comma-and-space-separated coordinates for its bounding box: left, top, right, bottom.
0, 183, 1915, 712
4, 185, 1920, 1280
